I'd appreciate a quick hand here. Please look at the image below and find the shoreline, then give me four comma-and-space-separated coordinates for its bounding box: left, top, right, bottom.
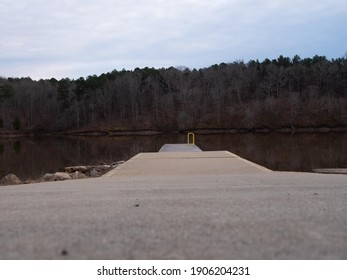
1, 125, 347, 138
0, 163, 124, 187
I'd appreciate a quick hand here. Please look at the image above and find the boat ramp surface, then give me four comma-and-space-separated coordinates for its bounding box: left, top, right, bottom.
106, 146, 271, 177
0, 145, 346, 259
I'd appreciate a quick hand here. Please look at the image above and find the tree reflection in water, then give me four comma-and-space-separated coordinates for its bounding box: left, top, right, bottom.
1, 133, 346, 180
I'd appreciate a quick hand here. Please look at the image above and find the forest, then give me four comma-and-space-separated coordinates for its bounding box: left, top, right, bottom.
0, 55, 347, 134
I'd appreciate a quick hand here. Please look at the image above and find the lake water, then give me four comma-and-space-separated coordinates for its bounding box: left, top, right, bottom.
1, 132, 347, 180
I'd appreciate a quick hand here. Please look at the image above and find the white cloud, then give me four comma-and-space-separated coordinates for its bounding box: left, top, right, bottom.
0, 0, 346, 79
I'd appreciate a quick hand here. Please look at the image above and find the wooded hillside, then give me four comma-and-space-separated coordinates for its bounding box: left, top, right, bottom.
1, 55, 346, 133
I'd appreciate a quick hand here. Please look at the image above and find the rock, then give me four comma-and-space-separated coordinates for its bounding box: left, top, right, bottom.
93, 165, 111, 172
43, 172, 71, 181
65, 165, 113, 174
62, 163, 120, 179
111, 161, 125, 167
65, 166, 88, 174
0, 174, 21, 186
43, 173, 53, 181
70, 171, 87, 179
88, 169, 100, 177
83, 165, 112, 177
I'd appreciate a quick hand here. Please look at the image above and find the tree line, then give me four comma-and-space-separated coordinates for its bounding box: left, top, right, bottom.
1, 55, 347, 133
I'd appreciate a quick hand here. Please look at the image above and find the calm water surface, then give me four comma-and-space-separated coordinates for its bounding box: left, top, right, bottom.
1, 133, 347, 180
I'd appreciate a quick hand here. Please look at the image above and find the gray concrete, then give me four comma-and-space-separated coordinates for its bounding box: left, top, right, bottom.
159, 144, 202, 152
105, 151, 271, 177
313, 168, 347, 174
0, 151, 346, 260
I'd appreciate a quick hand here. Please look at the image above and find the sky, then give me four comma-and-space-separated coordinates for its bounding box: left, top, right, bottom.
1, 0, 347, 80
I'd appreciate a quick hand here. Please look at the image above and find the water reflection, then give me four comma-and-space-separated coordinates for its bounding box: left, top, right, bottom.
198, 133, 347, 172
12, 141, 21, 154
1, 133, 346, 180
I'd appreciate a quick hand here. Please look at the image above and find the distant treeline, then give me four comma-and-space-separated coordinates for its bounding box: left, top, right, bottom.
1, 55, 347, 133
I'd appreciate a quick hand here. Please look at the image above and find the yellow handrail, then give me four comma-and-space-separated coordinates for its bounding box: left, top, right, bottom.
187, 132, 195, 145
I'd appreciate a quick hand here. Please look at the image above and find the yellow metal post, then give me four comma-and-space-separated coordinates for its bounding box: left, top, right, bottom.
187, 132, 195, 145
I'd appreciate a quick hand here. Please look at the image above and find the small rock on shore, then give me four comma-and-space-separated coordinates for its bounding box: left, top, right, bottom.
0, 174, 21, 186
43, 172, 72, 182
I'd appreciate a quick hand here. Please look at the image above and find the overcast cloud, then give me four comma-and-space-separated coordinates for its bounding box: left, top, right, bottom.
1, 0, 346, 79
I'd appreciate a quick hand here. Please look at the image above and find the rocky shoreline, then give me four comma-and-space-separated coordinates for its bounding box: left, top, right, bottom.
0, 161, 124, 186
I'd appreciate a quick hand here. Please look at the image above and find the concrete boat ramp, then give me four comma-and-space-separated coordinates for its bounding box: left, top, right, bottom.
0, 145, 346, 259
106, 145, 270, 177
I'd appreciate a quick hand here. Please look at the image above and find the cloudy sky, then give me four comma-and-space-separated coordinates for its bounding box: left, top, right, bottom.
1, 0, 346, 80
